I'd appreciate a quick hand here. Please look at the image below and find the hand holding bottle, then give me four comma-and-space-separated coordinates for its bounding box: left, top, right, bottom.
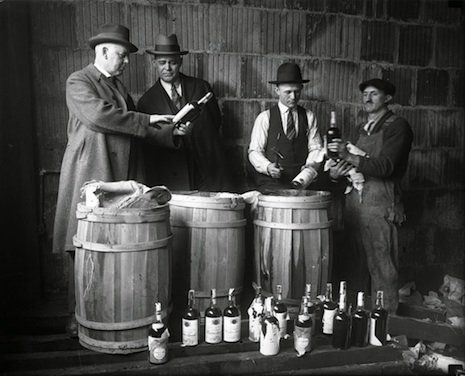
267, 162, 282, 179
173, 121, 193, 136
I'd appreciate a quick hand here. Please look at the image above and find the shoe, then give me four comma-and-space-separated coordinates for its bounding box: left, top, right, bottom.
66, 314, 78, 338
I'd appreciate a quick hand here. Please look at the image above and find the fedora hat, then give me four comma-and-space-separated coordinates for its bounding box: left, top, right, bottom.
88, 24, 138, 53
269, 62, 309, 85
146, 34, 189, 56
359, 78, 396, 96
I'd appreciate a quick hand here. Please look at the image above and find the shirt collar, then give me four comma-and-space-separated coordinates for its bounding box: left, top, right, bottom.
160, 79, 181, 93
93, 62, 112, 78
278, 101, 293, 114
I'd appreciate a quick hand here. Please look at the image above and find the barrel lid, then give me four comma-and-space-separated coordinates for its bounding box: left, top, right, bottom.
259, 190, 331, 202
170, 191, 245, 210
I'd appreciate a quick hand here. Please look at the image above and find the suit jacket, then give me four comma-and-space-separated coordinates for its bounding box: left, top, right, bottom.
53, 64, 177, 253
137, 73, 230, 191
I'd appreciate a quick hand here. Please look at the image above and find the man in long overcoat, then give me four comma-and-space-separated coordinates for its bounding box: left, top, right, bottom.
52, 24, 191, 335
137, 34, 230, 191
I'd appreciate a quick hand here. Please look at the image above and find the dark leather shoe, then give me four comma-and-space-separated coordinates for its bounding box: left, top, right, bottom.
66, 314, 78, 338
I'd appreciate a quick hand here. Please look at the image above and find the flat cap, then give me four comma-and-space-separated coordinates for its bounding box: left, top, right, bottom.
359, 78, 396, 96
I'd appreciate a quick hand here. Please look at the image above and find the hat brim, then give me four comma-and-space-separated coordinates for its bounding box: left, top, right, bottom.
145, 49, 189, 56
89, 37, 138, 53
268, 79, 310, 84
359, 82, 395, 96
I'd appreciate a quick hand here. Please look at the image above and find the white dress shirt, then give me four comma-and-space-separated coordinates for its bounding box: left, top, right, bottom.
248, 101, 323, 175
160, 79, 183, 100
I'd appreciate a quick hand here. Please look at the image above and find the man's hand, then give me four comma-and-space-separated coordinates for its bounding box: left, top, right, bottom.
267, 162, 282, 179
327, 140, 349, 160
329, 160, 352, 180
173, 121, 193, 136
149, 114, 175, 124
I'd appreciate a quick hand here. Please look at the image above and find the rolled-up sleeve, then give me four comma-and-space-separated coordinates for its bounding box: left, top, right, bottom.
248, 111, 272, 175
305, 110, 324, 167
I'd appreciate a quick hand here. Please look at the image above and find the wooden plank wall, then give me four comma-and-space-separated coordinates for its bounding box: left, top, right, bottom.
10, 0, 465, 301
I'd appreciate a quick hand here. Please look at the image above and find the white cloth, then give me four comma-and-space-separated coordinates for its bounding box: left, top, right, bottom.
248, 102, 323, 175
160, 79, 183, 100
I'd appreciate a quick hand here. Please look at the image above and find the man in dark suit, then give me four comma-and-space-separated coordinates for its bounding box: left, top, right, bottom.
137, 34, 230, 191
53, 24, 191, 336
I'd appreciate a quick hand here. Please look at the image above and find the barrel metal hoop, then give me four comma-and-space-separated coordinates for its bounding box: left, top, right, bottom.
171, 219, 246, 229
79, 332, 147, 350
170, 201, 245, 210
72, 234, 172, 252
75, 308, 167, 331
195, 286, 243, 299
257, 201, 331, 209
253, 219, 333, 230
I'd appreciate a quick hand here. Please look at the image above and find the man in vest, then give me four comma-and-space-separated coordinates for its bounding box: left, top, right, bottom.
327, 78, 413, 314
248, 62, 323, 191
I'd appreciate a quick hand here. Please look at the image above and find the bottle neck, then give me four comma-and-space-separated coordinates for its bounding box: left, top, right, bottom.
356, 292, 365, 310
375, 292, 384, 309
325, 285, 333, 301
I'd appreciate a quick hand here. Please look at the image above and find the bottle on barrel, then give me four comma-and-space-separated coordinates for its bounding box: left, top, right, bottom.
369, 290, 388, 346
332, 281, 350, 349
351, 291, 369, 347
322, 282, 338, 335
148, 302, 169, 364
205, 288, 222, 344
172, 92, 213, 127
305, 283, 322, 336
182, 289, 200, 347
294, 296, 312, 357
273, 285, 288, 339
260, 297, 280, 356
248, 284, 264, 342
326, 111, 342, 161
223, 288, 241, 343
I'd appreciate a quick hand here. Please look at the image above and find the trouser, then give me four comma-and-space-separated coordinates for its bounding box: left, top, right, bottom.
67, 250, 75, 314
344, 193, 399, 314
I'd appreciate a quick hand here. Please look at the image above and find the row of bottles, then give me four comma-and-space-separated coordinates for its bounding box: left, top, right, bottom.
148, 282, 389, 364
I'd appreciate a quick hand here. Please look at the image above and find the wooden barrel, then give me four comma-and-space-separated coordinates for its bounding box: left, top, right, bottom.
169, 192, 246, 314
73, 203, 172, 354
253, 190, 333, 306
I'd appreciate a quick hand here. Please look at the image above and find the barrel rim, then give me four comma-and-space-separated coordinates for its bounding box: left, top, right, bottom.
76, 202, 169, 216
258, 190, 332, 203
170, 191, 245, 209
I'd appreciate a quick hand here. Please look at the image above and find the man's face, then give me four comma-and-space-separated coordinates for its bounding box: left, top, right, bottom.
103, 44, 129, 76
362, 86, 392, 114
275, 83, 302, 109
154, 55, 182, 83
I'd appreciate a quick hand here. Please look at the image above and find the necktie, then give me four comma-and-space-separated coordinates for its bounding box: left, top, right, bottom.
286, 108, 296, 140
171, 83, 182, 110
365, 120, 375, 134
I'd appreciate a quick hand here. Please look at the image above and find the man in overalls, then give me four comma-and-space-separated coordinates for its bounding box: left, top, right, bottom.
327, 78, 413, 314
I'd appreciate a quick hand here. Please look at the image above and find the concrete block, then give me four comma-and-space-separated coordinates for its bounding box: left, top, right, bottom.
244, 0, 286, 9
425, 189, 465, 230
300, 59, 325, 101
382, 67, 414, 106
444, 149, 465, 188
129, 3, 169, 50
30, 2, 77, 47
327, 0, 364, 15
451, 70, 465, 107
361, 20, 395, 62
222, 100, 262, 141
435, 27, 464, 68
394, 108, 428, 148
365, 0, 385, 19
241, 56, 286, 99
201, 54, 241, 98
386, 0, 420, 21
120, 53, 147, 98
322, 59, 360, 102
398, 25, 433, 67
423, 0, 462, 25
200, 0, 239, 4
360, 63, 383, 81
223, 144, 248, 191
417, 69, 449, 106
426, 110, 464, 148
286, 0, 326, 11
405, 149, 447, 188
306, 14, 361, 60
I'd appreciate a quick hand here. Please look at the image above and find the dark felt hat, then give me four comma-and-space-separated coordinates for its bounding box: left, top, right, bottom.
146, 34, 189, 56
269, 62, 309, 85
359, 78, 396, 96
88, 24, 138, 53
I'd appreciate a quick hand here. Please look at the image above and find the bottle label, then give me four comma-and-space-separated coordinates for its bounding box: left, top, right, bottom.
248, 303, 263, 342
322, 308, 337, 334
205, 316, 222, 343
294, 326, 311, 356
275, 312, 287, 338
369, 318, 384, 346
182, 318, 199, 346
223, 315, 241, 342
148, 334, 168, 364
259, 321, 280, 356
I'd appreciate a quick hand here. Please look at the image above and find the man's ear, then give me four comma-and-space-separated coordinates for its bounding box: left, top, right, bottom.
102, 47, 108, 59
274, 86, 280, 96
385, 94, 393, 103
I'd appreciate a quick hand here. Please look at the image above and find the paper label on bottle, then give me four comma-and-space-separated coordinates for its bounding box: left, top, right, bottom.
205, 316, 222, 343
182, 318, 199, 346
369, 318, 383, 346
223, 315, 241, 342
260, 321, 280, 356
148, 335, 168, 363
248, 304, 263, 342
322, 308, 337, 334
275, 312, 287, 338
294, 326, 311, 356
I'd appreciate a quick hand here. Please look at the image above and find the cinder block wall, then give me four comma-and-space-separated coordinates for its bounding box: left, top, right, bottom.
30, 0, 464, 296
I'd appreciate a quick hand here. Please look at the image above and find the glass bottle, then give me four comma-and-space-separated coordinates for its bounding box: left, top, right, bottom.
332, 281, 350, 349
326, 111, 342, 160
182, 289, 200, 347
248, 285, 264, 342
223, 288, 241, 343
322, 282, 338, 335
273, 285, 288, 339
204, 288, 222, 344
294, 296, 312, 356
260, 296, 280, 356
351, 291, 368, 347
148, 302, 169, 364
369, 290, 388, 346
